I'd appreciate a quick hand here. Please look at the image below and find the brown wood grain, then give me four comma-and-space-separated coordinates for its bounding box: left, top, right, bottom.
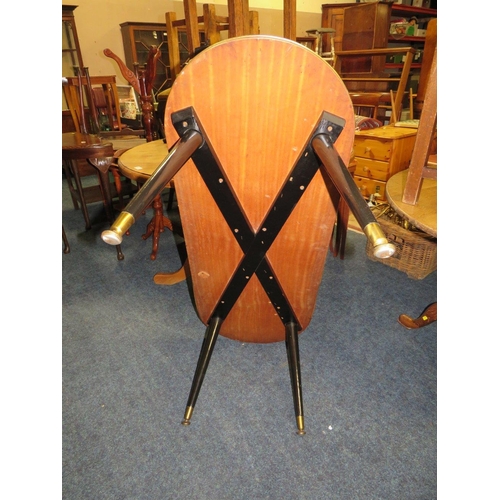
165, 36, 355, 343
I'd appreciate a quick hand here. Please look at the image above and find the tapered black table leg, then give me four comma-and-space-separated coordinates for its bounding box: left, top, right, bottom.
182, 317, 223, 425
285, 321, 305, 435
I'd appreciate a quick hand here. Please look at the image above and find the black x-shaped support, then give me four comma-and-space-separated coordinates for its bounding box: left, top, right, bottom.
174, 107, 345, 434
103, 105, 394, 434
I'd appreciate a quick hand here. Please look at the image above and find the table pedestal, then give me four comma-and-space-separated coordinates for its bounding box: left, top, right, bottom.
117, 140, 186, 281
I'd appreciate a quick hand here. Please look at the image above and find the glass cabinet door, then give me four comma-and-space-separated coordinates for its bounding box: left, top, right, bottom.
62, 6, 84, 77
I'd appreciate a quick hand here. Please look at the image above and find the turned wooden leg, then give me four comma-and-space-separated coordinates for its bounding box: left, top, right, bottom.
110, 165, 125, 210
141, 194, 173, 261
331, 198, 349, 260
67, 159, 92, 230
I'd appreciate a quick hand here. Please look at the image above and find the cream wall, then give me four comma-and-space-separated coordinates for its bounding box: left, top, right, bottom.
63, 1, 352, 84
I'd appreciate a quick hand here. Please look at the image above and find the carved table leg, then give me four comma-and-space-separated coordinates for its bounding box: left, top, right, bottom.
67, 159, 92, 230
398, 302, 437, 329
153, 266, 187, 285
331, 198, 349, 259
63, 225, 70, 254
92, 157, 124, 261
141, 194, 174, 261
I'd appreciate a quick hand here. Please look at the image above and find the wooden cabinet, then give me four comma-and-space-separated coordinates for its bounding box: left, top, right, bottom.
322, 2, 393, 93
321, 2, 392, 58
352, 125, 417, 200
120, 22, 172, 98
120, 22, 207, 99
62, 5, 84, 77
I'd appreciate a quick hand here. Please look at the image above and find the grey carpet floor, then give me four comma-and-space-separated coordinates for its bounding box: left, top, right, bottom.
62, 177, 437, 500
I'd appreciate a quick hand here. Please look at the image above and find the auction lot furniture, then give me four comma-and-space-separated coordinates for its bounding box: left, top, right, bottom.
102, 36, 396, 434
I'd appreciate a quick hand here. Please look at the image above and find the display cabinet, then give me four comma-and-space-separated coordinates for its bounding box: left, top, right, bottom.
63, 5, 85, 131
62, 5, 84, 77
120, 22, 206, 99
120, 23, 170, 98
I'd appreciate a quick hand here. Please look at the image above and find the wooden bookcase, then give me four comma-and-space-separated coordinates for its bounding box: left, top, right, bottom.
387, 3, 437, 96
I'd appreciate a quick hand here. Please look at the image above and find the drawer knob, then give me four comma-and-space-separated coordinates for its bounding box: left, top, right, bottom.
364, 147, 371, 153
363, 166, 368, 172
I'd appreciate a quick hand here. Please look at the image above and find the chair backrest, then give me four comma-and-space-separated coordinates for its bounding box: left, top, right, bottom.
350, 92, 381, 119
103, 46, 160, 142
334, 46, 416, 123
164, 36, 355, 343
63, 74, 124, 135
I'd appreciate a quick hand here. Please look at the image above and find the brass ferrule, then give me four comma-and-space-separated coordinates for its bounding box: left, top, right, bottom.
364, 222, 396, 259
181, 406, 194, 426
101, 212, 135, 246
296, 416, 306, 435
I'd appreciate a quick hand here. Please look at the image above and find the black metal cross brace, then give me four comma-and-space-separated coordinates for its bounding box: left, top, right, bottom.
172, 107, 345, 329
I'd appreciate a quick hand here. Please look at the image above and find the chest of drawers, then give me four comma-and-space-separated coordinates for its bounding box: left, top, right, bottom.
352, 125, 417, 200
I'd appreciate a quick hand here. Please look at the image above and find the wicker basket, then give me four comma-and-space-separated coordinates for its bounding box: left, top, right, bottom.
366, 216, 437, 280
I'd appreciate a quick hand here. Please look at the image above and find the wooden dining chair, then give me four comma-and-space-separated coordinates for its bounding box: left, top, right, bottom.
63, 73, 144, 137
102, 36, 395, 434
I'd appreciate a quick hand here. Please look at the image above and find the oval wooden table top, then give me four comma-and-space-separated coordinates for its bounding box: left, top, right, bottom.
164, 35, 355, 343
117, 139, 169, 182
385, 169, 437, 237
